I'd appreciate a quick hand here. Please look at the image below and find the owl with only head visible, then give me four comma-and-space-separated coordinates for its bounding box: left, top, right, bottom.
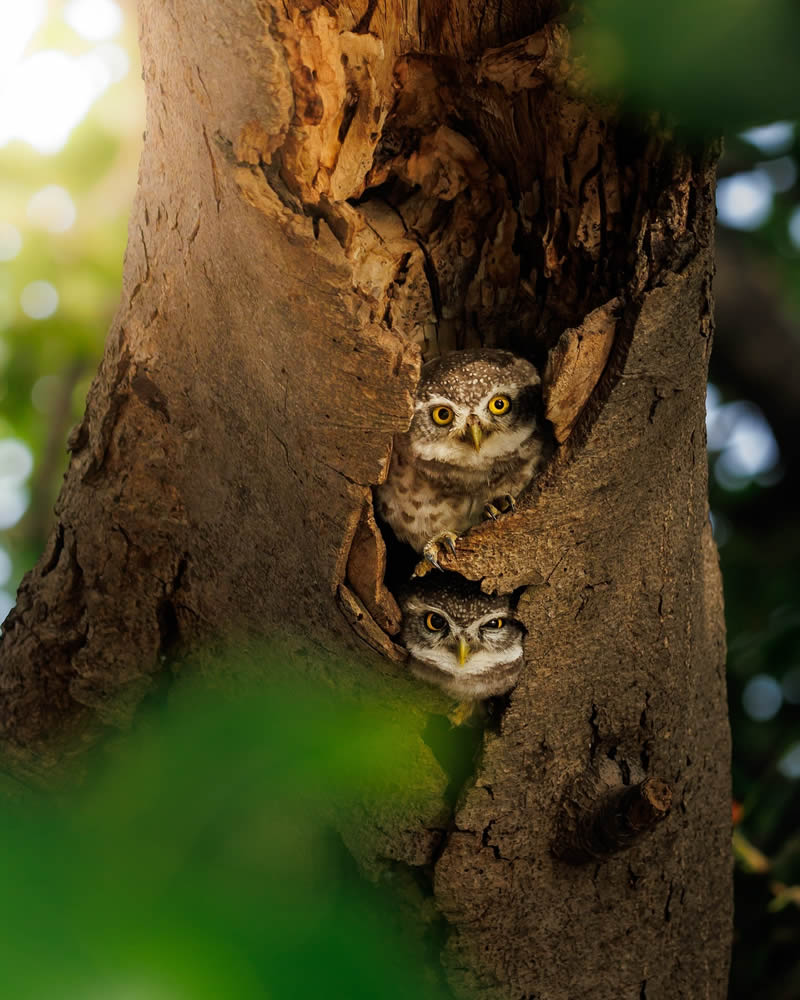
398, 575, 525, 701
375, 349, 548, 567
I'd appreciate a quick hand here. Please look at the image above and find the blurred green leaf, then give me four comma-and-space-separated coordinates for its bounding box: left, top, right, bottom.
768, 882, 800, 913
576, 0, 800, 134
734, 828, 771, 874
0, 667, 452, 999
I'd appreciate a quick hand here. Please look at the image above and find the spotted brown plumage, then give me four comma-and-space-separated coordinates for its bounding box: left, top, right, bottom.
376, 349, 549, 567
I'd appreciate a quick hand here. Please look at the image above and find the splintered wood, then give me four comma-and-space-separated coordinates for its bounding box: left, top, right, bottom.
543, 297, 621, 441
345, 498, 402, 635
477, 22, 570, 92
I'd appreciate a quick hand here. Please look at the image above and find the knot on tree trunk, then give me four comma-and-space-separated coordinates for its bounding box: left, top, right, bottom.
552, 764, 673, 865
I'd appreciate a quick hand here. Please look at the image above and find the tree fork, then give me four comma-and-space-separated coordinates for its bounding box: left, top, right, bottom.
0, 2, 731, 998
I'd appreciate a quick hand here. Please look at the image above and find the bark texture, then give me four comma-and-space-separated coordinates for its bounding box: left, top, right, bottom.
0, 1, 731, 997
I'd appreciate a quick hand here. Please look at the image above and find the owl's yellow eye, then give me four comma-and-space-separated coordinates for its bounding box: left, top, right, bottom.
425, 612, 447, 632
482, 618, 504, 629
431, 406, 454, 426
488, 395, 511, 415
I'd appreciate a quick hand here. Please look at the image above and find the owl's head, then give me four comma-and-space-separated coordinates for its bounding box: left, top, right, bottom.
398, 576, 525, 691
407, 349, 542, 468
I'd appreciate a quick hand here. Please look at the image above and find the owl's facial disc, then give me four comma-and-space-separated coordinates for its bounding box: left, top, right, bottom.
410, 380, 536, 468
404, 603, 523, 676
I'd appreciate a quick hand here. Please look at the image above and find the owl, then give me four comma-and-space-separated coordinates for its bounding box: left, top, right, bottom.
375, 349, 548, 568
398, 575, 525, 702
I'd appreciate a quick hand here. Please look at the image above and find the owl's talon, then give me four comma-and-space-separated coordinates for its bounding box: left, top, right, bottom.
417, 531, 460, 575
448, 700, 479, 727
484, 495, 516, 521
411, 559, 436, 578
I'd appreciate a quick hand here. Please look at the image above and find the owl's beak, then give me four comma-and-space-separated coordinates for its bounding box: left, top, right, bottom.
467, 421, 483, 452
457, 636, 470, 666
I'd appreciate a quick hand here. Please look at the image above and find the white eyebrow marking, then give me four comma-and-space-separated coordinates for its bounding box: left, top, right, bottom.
475, 612, 507, 628
476, 385, 521, 407
404, 598, 456, 631
415, 396, 469, 417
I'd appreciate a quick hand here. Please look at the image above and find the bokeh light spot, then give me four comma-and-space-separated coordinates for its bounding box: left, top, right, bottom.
706, 396, 780, 490
0, 588, 13, 624
0, 439, 34, 484
93, 42, 129, 83
20, 280, 59, 319
31, 374, 61, 415
777, 742, 800, 780
716, 411, 780, 478
0, 50, 113, 154
742, 674, 783, 722
740, 121, 795, 155
709, 510, 731, 547
0, 483, 29, 531
716, 171, 773, 231
0, 3, 46, 68
27, 185, 76, 233
787, 204, 800, 250
758, 155, 797, 194
64, 0, 123, 42
782, 667, 800, 705
0, 222, 22, 261
0, 546, 11, 587
0, 440, 32, 531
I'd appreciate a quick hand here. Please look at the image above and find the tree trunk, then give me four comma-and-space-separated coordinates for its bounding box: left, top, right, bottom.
0, 1, 731, 997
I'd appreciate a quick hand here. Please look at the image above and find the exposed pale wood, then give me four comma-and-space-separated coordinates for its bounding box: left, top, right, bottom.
345, 498, 403, 635
544, 297, 621, 442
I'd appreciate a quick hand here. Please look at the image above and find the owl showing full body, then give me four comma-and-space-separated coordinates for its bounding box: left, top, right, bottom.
398, 575, 525, 702
376, 349, 547, 568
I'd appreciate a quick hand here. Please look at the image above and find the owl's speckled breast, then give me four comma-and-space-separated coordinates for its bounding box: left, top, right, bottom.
375, 427, 545, 552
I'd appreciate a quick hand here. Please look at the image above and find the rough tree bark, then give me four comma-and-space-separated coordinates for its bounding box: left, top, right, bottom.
0, 1, 731, 997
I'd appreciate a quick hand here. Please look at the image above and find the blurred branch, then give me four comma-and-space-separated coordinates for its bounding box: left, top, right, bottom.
733, 831, 800, 912
21, 361, 87, 551
768, 882, 800, 912
733, 828, 771, 874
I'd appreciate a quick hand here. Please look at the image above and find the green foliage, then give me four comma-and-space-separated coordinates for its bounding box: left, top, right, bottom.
0, 673, 451, 999
0, 7, 144, 595
577, 0, 800, 133
715, 513, 800, 996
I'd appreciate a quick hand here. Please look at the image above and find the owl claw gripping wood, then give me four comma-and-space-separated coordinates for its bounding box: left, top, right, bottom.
376, 349, 548, 568
422, 530, 459, 572
484, 493, 517, 521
